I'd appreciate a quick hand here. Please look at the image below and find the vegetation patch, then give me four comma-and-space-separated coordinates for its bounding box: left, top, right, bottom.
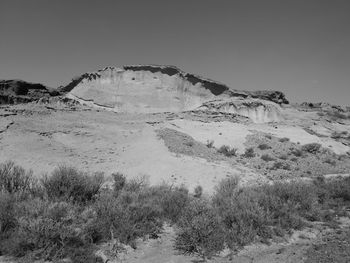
217, 145, 238, 157
1, 162, 350, 262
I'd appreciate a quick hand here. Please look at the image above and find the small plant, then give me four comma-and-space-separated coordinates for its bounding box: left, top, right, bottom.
243, 147, 255, 158
217, 145, 237, 157
194, 185, 203, 198
112, 172, 126, 193
301, 143, 322, 154
261, 154, 275, 162
160, 185, 190, 223
175, 199, 225, 261
279, 154, 288, 160
41, 165, 104, 203
270, 161, 290, 170
206, 140, 214, 148
0, 161, 34, 195
291, 157, 298, 162
258, 144, 270, 150
279, 137, 290, 143
291, 148, 304, 157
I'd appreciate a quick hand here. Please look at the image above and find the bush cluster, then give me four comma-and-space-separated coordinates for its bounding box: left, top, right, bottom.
243, 147, 255, 158
261, 154, 275, 162
175, 176, 350, 260
301, 143, 322, 154
0, 162, 191, 262
1, 161, 350, 262
217, 145, 237, 157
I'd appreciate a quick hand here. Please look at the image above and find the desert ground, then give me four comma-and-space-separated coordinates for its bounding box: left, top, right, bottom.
1, 98, 350, 263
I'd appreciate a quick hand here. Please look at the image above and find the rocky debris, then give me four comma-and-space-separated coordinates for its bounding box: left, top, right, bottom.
0, 79, 60, 105
300, 102, 350, 112
199, 98, 283, 123
0, 120, 14, 133
331, 130, 350, 146
229, 90, 289, 105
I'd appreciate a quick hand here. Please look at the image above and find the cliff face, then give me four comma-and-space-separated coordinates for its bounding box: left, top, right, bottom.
63, 65, 288, 115
65, 66, 225, 113
0, 80, 57, 105
199, 98, 283, 123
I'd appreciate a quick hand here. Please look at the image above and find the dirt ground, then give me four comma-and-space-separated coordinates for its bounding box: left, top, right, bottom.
0, 101, 350, 263
1, 102, 349, 193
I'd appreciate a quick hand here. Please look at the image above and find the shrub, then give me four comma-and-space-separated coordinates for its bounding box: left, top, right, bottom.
194, 185, 203, 198
0, 192, 16, 234
301, 143, 322, 154
175, 199, 225, 261
258, 144, 270, 150
279, 154, 288, 160
123, 175, 148, 192
270, 161, 290, 170
206, 140, 214, 148
291, 148, 304, 157
93, 189, 163, 245
212, 176, 239, 208
0, 161, 34, 195
215, 188, 270, 250
42, 166, 104, 203
261, 154, 275, 162
318, 177, 350, 202
279, 137, 290, 143
2, 199, 96, 261
258, 182, 321, 226
160, 185, 190, 223
243, 147, 255, 158
217, 145, 237, 157
112, 172, 126, 193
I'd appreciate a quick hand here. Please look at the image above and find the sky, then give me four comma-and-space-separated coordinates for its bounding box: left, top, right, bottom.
0, 0, 349, 105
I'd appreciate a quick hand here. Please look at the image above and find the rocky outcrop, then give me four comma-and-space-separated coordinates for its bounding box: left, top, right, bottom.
199, 98, 283, 123
0, 80, 59, 105
62, 65, 289, 114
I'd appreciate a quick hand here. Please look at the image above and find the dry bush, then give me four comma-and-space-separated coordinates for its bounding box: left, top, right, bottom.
42, 165, 104, 203
279, 137, 290, 143
261, 154, 275, 162
0, 161, 35, 195
217, 145, 237, 157
258, 143, 271, 150
243, 147, 255, 158
301, 143, 322, 154
175, 198, 225, 261
206, 140, 214, 148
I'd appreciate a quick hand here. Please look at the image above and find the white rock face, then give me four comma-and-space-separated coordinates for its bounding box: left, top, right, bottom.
64, 65, 288, 122
67, 66, 226, 113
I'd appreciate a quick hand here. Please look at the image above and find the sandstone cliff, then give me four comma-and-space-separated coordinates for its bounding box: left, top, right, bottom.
62, 65, 288, 116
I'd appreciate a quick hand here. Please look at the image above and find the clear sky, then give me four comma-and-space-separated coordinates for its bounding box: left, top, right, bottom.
0, 0, 349, 105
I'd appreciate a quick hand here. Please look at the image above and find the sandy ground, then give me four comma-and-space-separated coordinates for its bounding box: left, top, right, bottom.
0, 103, 349, 193
91, 223, 333, 263
0, 105, 254, 192
0, 103, 350, 263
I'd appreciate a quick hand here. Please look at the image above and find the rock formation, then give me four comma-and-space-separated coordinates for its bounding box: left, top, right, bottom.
0, 79, 58, 104
62, 65, 288, 120
199, 98, 283, 123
